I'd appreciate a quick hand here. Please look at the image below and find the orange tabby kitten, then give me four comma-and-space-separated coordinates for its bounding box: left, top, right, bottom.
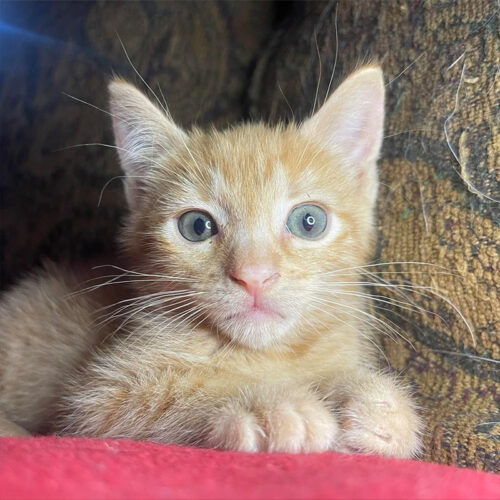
0, 66, 422, 457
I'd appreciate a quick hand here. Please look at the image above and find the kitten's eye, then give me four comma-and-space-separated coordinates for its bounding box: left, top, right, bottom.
178, 211, 218, 242
286, 204, 327, 239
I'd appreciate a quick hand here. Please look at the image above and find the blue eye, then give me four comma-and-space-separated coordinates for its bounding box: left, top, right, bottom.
286, 204, 327, 239
178, 211, 218, 242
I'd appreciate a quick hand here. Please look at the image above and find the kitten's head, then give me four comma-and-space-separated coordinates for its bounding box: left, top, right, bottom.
109, 67, 384, 349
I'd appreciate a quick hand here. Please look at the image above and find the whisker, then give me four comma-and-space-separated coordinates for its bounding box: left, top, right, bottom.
70, 277, 195, 298
278, 83, 295, 121
90, 264, 197, 281
311, 31, 322, 117
116, 32, 169, 116
113, 297, 201, 337
319, 288, 444, 321
62, 93, 120, 120
95, 291, 205, 326
55, 142, 189, 194
323, 2, 339, 104
320, 275, 475, 346
386, 52, 426, 87
312, 295, 415, 347
322, 261, 455, 275
95, 289, 201, 313
309, 299, 391, 363
145, 302, 211, 341
432, 350, 499, 365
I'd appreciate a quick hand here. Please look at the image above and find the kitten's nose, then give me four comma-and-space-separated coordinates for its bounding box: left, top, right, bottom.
229, 265, 280, 296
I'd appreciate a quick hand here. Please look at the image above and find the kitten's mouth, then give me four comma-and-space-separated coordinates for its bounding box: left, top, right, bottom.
218, 297, 292, 348
226, 302, 284, 322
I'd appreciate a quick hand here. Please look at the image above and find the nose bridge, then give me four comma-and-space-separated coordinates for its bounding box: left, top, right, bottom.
229, 230, 278, 272
226, 199, 281, 291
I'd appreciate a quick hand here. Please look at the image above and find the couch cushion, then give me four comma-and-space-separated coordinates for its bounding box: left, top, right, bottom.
1, 437, 499, 499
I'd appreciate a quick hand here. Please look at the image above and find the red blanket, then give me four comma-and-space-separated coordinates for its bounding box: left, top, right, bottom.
0, 437, 498, 499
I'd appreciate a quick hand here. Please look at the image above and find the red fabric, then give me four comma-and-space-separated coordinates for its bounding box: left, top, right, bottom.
0, 437, 498, 500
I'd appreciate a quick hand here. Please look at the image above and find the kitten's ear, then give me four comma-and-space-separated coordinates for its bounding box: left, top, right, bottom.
109, 79, 187, 210
300, 66, 384, 203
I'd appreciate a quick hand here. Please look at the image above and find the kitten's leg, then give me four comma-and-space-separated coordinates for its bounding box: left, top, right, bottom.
326, 372, 422, 458
207, 385, 339, 453
0, 262, 119, 434
0, 410, 29, 436
62, 359, 338, 453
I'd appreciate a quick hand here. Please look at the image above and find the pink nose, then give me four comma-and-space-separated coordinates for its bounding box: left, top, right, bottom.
229, 264, 280, 295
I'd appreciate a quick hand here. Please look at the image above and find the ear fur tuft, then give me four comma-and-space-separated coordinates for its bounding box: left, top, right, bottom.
300, 66, 385, 204
108, 79, 187, 210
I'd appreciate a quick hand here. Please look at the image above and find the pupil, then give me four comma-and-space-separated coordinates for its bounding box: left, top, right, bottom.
193, 217, 206, 235
303, 214, 315, 231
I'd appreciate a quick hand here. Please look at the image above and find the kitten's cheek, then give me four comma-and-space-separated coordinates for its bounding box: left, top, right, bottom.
160, 220, 177, 244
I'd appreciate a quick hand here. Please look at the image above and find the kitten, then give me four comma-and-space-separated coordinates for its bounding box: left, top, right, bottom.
0, 66, 422, 457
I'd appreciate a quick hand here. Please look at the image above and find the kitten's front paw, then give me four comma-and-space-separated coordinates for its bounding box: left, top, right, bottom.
207, 388, 338, 453
337, 374, 422, 458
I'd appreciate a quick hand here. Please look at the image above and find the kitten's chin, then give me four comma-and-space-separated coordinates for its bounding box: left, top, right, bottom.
217, 312, 295, 350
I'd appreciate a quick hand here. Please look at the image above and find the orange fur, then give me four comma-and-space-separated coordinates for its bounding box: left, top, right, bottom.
0, 67, 422, 457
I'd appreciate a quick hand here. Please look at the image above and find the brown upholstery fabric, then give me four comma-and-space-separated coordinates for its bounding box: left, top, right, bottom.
1, 0, 498, 471
249, 0, 499, 472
